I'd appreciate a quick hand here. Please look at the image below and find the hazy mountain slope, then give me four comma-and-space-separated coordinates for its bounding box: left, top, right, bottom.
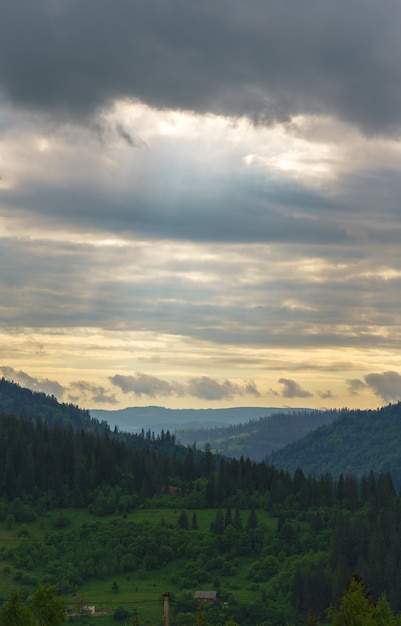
0, 377, 196, 459
90, 405, 312, 433
176, 409, 339, 460
271, 403, 401, 486
0, 377, 97, 431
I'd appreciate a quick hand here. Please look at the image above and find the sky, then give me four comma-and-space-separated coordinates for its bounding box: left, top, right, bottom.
1, 0, 401, 412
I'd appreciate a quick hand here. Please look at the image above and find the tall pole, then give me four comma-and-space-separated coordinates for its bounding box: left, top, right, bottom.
163, 591, 170, 626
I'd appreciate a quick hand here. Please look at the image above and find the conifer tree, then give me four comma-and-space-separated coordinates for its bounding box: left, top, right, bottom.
246, 508, 258, 530
328, 576, 374, 626
233, 509, 242, 531
177, 510, 189, 530
327, 575, 401, 626
224, 506, 233, 528
191, 512, 199, 530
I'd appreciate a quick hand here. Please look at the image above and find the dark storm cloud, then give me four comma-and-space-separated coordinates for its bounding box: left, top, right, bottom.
1, 0, 401, 133
278, 378, 313, 398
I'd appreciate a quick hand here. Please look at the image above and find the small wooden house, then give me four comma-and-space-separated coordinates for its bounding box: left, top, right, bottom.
194, 591, 217, 603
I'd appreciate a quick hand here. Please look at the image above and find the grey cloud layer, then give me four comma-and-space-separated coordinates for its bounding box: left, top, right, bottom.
1, 1, 401, 133
3, 237, 401, 357
109, 373, 259, 402
4, 161, 401, 247
0, 179, 338, 244
0, 366, 317, 404
4, 364, 401, 406
2, 1, 401, 410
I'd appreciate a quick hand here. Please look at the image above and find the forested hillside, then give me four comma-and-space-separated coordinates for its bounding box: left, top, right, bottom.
176, 409, 339, 460
0, 412, 188, 509
0, 376, 190, 456
1, 404, 401, 624
0, 377, 103, 434
271, 402, 401, 487
3, 379, 401, 623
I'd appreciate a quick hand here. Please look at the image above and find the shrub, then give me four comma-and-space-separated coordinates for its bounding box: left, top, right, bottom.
113, 605, 129, 620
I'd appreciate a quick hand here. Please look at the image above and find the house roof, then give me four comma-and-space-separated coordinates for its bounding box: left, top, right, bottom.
194, 591, 217, 600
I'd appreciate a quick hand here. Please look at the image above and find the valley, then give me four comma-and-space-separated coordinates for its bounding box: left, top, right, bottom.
1, 378, 401, 624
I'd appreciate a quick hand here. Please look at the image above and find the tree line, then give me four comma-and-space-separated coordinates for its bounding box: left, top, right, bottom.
3, 406, 401, 621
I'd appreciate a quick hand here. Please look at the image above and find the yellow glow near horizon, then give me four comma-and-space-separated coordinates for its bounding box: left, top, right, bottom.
0, 325, 398, 410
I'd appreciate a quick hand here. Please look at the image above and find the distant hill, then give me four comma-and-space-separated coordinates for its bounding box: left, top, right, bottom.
175, 409, 339, 460
271, 402, 401, 487
89, 405, 313, 433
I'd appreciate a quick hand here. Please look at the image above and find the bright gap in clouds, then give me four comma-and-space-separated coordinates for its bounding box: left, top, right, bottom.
108, 102, 343, 187
2, 99, 401, 409
2, 99, 401, 232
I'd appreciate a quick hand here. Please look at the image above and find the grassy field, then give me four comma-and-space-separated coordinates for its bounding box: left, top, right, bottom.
0, 506, 279, 625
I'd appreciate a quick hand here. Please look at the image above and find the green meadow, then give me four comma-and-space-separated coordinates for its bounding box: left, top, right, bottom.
0, 506, 282, 625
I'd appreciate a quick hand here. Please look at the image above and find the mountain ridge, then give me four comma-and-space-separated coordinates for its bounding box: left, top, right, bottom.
89, 404, 314, 432
175, 409, 339, 460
